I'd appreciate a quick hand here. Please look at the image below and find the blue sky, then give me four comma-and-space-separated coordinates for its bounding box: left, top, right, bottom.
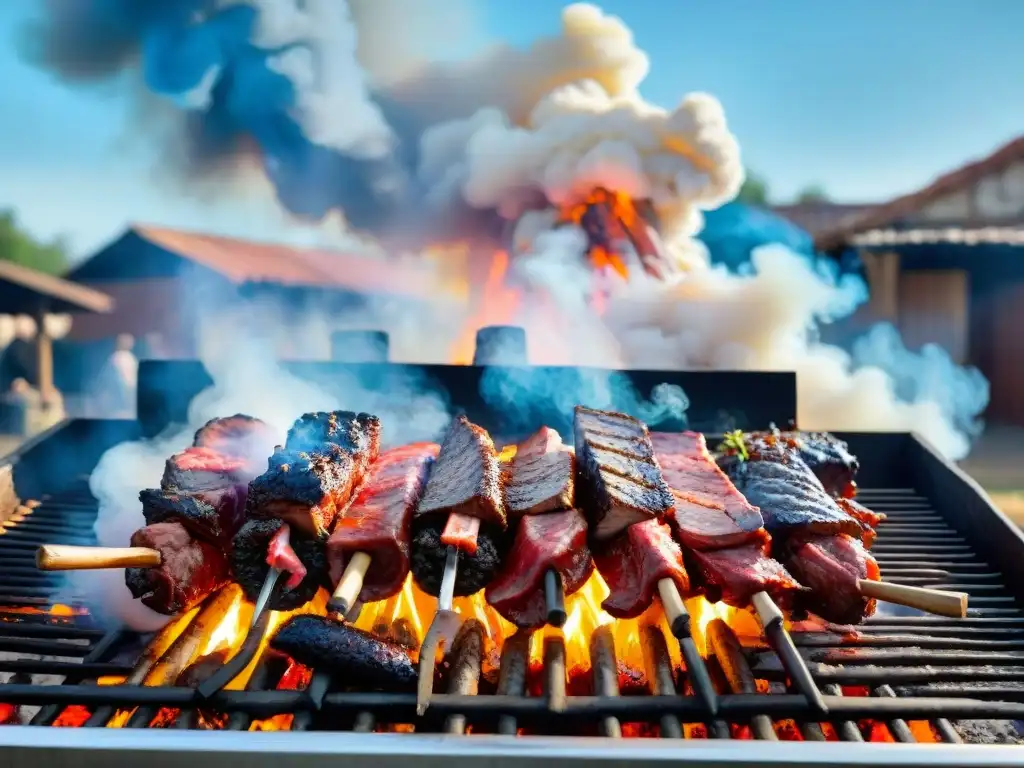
1, 0, 1022, 259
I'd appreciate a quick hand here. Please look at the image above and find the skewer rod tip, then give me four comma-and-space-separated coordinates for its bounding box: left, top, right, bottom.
36, 545, 161, 571
858, 579, 968, 619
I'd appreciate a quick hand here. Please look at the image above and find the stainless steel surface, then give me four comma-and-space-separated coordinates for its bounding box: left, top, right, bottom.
0, 728, 1019, 767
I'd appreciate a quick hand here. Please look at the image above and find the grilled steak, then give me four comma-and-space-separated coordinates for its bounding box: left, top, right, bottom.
326, 442, 439, 604
192, 414, 279, 471
506, 427, 574, 518
592, 518, 689, 619
686, 542, 802, 609
573, 406, 672, 541
232, 517, 329, 612
486, 508, 593, 629
747, 430, 859, 497
650, 431, 766, 551
285, 411, 381, 468
271, 615, 417, 691
125, 522, 230, 615
783, 534, 879, 624
410, 518, 507, 597
161, 447, 252, 492
140, 485, 247, 547
416, 416, 507, 529
247, 448, 357, 538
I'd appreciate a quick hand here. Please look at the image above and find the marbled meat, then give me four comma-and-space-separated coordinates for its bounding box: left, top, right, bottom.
592, 518, 689, 619
486, 508, 593, 628
125, 522, 230, 615
505, 427, 574, 518
232, 517, 329, 611
416, 416, 507, 529
783, 534, 879, 624
573, 406, 673, 541
650, 431, 767, 551
326, 442, 439, 604
686, 542, 802, 609
140, 485, 247, 547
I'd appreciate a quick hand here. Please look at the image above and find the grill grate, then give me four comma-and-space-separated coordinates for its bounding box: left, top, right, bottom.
1, 482, 1023, 745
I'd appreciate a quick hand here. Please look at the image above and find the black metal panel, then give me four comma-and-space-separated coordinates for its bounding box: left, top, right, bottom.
137, 360, 797, 439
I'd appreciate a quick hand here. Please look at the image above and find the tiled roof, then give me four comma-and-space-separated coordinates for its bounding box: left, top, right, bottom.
770, 203, 878, 236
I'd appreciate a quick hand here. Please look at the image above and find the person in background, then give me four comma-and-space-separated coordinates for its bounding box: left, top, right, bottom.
97, 334, 138, 417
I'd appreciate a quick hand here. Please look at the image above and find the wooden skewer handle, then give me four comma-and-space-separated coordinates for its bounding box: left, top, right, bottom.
327, 551, 372, 615
858, 579, 968, 619
657, 577, 689, 638
36, 545, 161, 571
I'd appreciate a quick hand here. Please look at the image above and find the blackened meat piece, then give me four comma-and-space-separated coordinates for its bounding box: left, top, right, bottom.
271, 615, 416, 691
592, 518, 689, 619
745, 431, 859, 498
140, 485, 247, 546
192, 414, 279, 470
719, 447, 869, 543
573, 406, 672, 541
784, 534, 879, 625
285, 411, 381, 467
162, 447, 251, 492
411, 517, 506, 597
125, 522, 230, 615
232, 518, 329, 611
505, 427, 574, 518
486, 508, 593, 628
686, 543, 802, 609
247, 448, 356, 538
416, 416, 507, 529
650, 431, 767, 551
326, 442, 439, 604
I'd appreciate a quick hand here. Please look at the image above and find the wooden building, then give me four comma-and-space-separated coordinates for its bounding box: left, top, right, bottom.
816, 136, 1024, 425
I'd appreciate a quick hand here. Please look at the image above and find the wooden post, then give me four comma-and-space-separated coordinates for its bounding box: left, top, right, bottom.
33, 310, 54, 399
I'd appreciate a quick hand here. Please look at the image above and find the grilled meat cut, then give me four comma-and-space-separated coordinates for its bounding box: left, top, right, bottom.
592, 518, 689, 619
161, 447, 253, 492
247, 448, 358, 538
686, 542, 802, 609
416, 416, 507, 529
486, 508, 593, 628
285, 411, 381, 467
573, 406, 673, 541
192, 414, 279, 471
745, 430, 859, 497
271, 615, 417, 691
232, 518, 329, 611
505, 427, 574, 518
650, 431, 767, 551
140, 485, 247, 547
783, 534, 880, 624
326, 442, 439, 604
125, 522, 230, 615
837, 496, 886, 530
410, 518, 507, 597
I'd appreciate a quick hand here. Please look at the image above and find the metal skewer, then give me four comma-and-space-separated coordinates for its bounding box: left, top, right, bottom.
751, 591, 828, 714
417, 544, 464, 715
544, 569, 567, 627
656, 577, 719, 716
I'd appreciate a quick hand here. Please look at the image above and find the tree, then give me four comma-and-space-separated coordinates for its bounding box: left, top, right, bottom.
0, 209, 69, 276
796, 184, 830, 204
736, 170, 770, 206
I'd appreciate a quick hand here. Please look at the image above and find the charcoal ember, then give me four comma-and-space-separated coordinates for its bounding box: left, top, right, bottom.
232, 518, 329, 611
162, 447, 252, 492
284, 411, 381, 465
125, 522, 230, 615
175, 650, 231, 688
416, 415, 507, 529
246, 448, 356, 538
271, 615, 417, 691
410, 517, 507, 597
140, 485, 247, 546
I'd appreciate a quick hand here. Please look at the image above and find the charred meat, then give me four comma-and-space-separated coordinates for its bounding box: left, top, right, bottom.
326, 442, 439, 604
140, 485, 247, 547
285, 411, 381, 467
650, 431, 767, 551
410, 517, 507, 597
486, 508, 593, 628
748, 430, 859, 497
783, 534, 880, 624
686, 542, 802, 609
592, 518, 689, 619
505, 427, 574, 518
573, 406, 673, 541
125, 522, 230, 615
232, 518, 329, 611
416, 416, 507, 529
271, 615, 417, 691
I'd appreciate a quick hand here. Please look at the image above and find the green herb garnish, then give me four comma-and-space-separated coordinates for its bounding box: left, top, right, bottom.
717, 430, 749, 461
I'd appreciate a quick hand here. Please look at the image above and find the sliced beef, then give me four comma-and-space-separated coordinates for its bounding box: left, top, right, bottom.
573, 406, 673, 541
592, 518, 689, 619
246, 448, 357, 538
416, 416, 507, 529
125, 522, 230, 615
271, 615, 416, 691
410, 517, 507, 597
686, 542, 802, 609
784, 534, 879, 625
505, 427, 574, 518
486, 508, 593, 629
161, 447, 251, 492
140, 485, 247, 547
285, 411, 381, 468
651, 431, 767, 551
192, 414, 279, 471
326, 442, 439, 604
232, 518, 329, 611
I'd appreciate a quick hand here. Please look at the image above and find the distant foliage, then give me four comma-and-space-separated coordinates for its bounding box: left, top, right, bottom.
736, 169, 770, 206
0, 209, 69, 276
796, 184, 830, 204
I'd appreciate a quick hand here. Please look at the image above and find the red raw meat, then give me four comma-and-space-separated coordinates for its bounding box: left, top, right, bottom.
486, 508, 593, 628
441, 512, 481, 555
650, 431, 767, 551
687, 542, 802, 609
592, 518, 689, 619
267, 523, 307, 589
326, 442, 438, 603
784, 534, 880, 624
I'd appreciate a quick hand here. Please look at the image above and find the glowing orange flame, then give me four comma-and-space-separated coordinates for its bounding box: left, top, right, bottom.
449, 250, 523, 364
